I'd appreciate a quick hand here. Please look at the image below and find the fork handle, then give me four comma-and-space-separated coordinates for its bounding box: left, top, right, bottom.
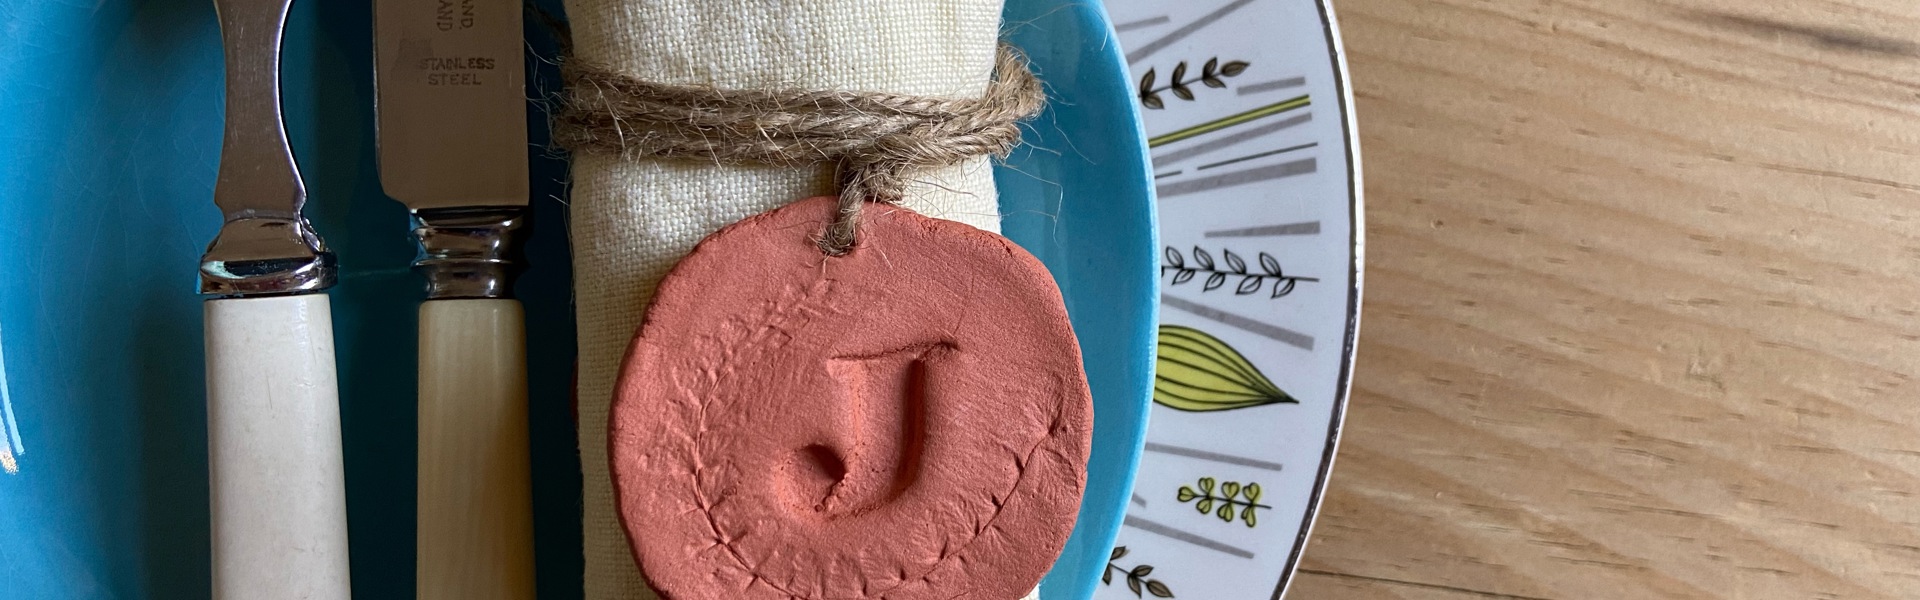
205, 294, 351, 600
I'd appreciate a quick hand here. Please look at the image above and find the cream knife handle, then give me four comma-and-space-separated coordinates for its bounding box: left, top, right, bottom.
417, 299, 535, 600
205, 294, 351, 600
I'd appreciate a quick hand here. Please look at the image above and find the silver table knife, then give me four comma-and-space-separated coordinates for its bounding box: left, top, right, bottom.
199, 0, 350, 598
373, 1, 535, 598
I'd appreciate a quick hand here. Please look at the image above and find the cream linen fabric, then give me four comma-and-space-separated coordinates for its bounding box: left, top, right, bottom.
561, 1, 1026, 598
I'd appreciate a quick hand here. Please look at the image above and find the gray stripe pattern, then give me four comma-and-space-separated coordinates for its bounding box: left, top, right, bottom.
1114, 15, 1171, 32
1124, 515, 1257, 558
1125, 0, 1259, 64
1152, 113, 1313, 168
1164, 295, 1315, 350
1198, 142, 1319, 171
1206, 220, 1321, 238
1132, 493, 1149, 508
1238, 76, 1307, 95
1145, 442, 1287, 471
1156, 158, 1317, 198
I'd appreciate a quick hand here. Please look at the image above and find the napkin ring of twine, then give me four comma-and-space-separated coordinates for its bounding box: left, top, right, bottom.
554, 45, 1046, 256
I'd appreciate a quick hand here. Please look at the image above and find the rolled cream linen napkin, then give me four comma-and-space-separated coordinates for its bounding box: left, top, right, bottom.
561, 1, 1029, 598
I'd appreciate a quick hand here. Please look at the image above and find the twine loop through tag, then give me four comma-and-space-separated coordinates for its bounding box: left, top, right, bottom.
555, 46, 1045, 256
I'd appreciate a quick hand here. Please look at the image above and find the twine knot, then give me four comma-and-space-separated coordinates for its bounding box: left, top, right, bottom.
555, 46, 1047, 256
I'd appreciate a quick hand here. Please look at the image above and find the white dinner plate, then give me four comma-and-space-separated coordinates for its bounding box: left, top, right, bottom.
1095, 0, 1363, 598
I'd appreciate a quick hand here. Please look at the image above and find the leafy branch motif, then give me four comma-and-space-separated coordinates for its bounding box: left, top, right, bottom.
1104, 546, 1174, 597
1177, 477, 1270, 528
1138, 58, 1250, 109
1162, 246, 1319, 299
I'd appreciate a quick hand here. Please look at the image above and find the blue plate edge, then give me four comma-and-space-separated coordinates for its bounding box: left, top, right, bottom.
998, 1, 1162, 599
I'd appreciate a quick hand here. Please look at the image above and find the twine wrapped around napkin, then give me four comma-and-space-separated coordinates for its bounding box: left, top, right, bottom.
556, 1, 1031, 597
558, 46, 1044, 256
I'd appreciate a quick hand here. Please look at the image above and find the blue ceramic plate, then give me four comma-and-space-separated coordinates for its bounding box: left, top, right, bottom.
0, 1, 1154, 598
999, 1, 1159, 598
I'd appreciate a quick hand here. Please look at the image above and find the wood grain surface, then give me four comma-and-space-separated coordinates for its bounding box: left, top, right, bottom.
1297, 0, 1920, 597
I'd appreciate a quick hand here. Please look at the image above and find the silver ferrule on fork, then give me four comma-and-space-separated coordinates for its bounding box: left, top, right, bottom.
200, 216, 336, 296
411, 206, 527, 300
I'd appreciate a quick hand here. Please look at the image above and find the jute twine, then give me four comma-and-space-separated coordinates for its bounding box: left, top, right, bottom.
554, 46, 1046, 256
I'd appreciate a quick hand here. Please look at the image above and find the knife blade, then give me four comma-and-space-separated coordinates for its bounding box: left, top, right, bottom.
375, 0, 528, 211
373, 1, 536, 598
201, 0, 350, 598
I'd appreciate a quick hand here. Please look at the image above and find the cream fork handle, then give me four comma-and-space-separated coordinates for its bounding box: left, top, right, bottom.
205, 294, 351, 600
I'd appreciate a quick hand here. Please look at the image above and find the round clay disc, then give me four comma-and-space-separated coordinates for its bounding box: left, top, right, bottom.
609, 196, 1093, 600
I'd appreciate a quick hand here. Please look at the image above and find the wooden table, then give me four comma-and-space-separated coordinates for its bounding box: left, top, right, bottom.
1296, 0, 1920, 597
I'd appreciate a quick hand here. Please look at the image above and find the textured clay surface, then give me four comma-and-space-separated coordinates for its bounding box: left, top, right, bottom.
609, 196, 1092, 600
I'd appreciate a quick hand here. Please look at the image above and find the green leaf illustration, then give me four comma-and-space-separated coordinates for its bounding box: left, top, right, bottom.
1138, 69, 1164, 110
1242, 506, 1258, 528
1154, 325, 1297, 411
1221, 481, 1241, 498
1194, 498, 1214, 515
1216, 503, 1234, 521
1176, 486, 1197, 502
1138, 57, 1251, 110
1197, 477, 1214, 494
1244, 483, 1263, 503
1104, 546, 1174, 598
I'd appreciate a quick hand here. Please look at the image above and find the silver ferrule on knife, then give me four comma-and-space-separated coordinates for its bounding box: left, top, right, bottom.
412, 206, 527, 300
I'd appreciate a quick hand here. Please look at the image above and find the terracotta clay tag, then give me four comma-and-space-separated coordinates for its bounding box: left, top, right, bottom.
609, 196, 1093, 600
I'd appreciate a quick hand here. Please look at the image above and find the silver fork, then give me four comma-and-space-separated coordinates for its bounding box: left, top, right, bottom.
200, 0, 350, 597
